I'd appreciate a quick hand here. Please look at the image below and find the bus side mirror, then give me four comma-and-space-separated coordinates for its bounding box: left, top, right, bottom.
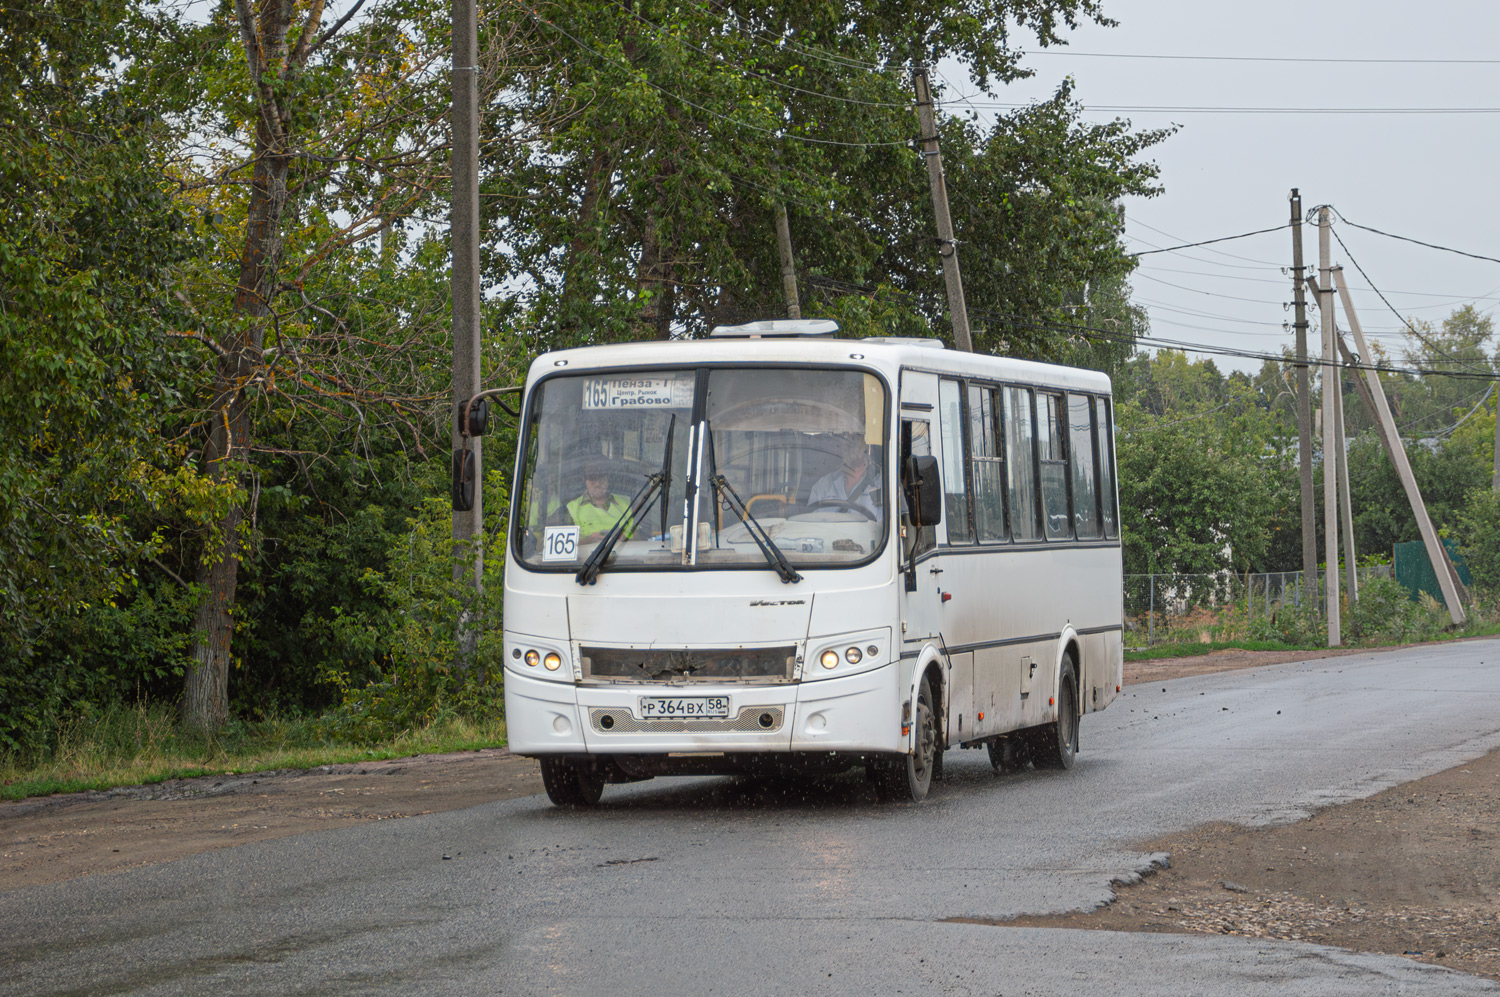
457, 397, 490, 437
905, 454, 942, 527
452, 448, 475, 511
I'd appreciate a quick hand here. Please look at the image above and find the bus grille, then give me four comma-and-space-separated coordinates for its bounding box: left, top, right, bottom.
588, 707, 786, 734
580, 646, 796, 682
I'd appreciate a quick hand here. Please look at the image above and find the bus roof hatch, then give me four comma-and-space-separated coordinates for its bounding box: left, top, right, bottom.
708, 319, 840, 338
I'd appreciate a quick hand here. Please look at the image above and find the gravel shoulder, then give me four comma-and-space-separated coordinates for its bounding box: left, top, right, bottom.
4, 642, 1498, 982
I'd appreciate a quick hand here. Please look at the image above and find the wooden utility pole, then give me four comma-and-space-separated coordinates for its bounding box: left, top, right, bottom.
1318, 208, 1341, 645
911, 63, 973, 353
1331, 267, 1466, 625
1493, 381, 1500, 490
774, 203, 801, 320
1289, 191, 1317, 590
451, 0, 482, 644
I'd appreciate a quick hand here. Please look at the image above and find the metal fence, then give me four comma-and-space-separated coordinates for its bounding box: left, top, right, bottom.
1123, 566, 1393, 646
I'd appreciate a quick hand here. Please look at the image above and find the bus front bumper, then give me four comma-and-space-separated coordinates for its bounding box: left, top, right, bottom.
503, 663, 902, 757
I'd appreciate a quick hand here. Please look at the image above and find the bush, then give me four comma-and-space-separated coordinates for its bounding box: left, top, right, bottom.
1346, 576, 1448, 644
1454, 488, 1500, 591
1247, 597, 1321, 645
316, 482, 507, 744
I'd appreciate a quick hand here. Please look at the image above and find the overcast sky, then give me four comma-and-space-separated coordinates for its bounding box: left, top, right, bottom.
938, 0, 1500, 381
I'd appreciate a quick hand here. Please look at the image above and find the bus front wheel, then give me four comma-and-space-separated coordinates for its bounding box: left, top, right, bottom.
1031, 664, 1079, 771
539, 756, 605, 806
871, 674, 937, 802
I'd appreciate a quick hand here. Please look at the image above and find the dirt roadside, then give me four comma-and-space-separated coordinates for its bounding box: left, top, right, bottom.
4, 642, 1499, 981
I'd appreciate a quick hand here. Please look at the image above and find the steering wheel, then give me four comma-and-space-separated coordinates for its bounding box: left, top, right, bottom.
805, 499, 877, 521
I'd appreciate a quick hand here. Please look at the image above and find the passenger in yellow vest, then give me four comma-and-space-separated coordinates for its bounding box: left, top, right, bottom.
566, 464, 633, 543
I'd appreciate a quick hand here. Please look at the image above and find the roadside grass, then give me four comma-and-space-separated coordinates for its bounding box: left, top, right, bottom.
0, 704, 508, 801
1128, 592, 1500, 661
1125, 639, 1324, 661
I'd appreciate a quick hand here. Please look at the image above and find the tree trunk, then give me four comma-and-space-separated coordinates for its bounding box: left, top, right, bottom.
183, 0, 311, 729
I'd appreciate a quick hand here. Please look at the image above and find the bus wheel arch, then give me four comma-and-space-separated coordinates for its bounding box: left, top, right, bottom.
872, 668, 940, 802
1032, 645, 1080, 770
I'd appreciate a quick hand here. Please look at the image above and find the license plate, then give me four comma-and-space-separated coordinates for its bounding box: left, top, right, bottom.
639, 696, 730, 719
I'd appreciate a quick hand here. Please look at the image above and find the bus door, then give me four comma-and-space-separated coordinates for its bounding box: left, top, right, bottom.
898, 372, 966, 728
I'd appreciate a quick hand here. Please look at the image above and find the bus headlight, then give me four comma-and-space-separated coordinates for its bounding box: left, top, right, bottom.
524, 649, 541, 667
820, 650, 840, 669
543, 651, 562, 671
845, 646, 863, 664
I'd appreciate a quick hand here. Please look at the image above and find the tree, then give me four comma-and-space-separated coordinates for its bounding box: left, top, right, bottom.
0, 1, 214, 750
488, 1, 1169, 356
1115, 421, 1277, 576
149, 0, 533, 728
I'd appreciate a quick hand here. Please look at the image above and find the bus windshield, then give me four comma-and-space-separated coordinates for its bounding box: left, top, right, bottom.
513, 366, 888, 573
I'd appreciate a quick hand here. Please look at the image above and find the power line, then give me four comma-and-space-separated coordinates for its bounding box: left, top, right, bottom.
1327, 224, 1494, 376
1127, 224, 1288, 258
1023, 50, 1500, 66
1330, 212, 1500, 267
962, 101, 1500, 115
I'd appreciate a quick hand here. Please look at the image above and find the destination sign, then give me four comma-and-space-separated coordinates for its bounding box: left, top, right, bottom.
581, 375, 693, 410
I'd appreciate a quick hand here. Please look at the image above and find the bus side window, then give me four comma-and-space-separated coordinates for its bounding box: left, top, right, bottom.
938, 379, 971, 543
1038, 393, 1071, 541
1003, 387, 1040, 541
901, 419, 937, 557
1096, 396, 1119, 539
968, 383, 1006, 542
1068, 393, 1101, 539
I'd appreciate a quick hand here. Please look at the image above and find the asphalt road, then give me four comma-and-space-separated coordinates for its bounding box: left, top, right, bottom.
6, 639, 1500, 996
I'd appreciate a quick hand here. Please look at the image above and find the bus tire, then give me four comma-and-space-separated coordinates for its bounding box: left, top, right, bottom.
871, 674, 937, 801
539, 756, 605, 806
1032, 663, 1079, 771
987, 736, 1024, 773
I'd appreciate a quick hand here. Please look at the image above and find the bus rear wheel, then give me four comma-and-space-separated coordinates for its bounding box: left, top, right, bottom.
871, 674, 937, 802
539, 757, 605, 806
1031, 664, 1079, 771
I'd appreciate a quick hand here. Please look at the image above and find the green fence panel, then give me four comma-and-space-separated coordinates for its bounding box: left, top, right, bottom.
1392, 538, 1471, 603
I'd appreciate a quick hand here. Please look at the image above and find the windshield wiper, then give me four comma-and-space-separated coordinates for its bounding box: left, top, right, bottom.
659, 414, 675, 542
710, 472, 802, 584
575, 471, 665, 586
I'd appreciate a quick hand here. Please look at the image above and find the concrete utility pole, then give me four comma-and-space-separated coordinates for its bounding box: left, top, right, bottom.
1331, 267, 1466, 625
451, 0, 482, 627
774, 203, 801, 320
1329, 331, 1357, 603
911, 63, 973, 353
1318, 207, 1341, 645
1289, 191, 1318, 591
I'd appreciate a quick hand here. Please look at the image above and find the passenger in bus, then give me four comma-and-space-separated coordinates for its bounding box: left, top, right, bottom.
567, 461, 634, 542
808, 434, 880, 518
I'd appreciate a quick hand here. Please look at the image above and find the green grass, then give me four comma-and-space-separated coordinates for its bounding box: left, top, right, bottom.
0, 704, 508, 801
1125, 639, 1324, 661
1126, 619, 1500, 662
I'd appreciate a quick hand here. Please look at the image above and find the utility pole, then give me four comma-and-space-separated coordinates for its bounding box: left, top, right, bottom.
911, 63, 973, 353
1289, 191, 1317, 592
1493, 381, 1500, 491
451, 0, 482, 646
1329, 324, 1357, 604
1318, 207, 1341, 645
1332, 267, 1466, 625
774, 203, 801, 320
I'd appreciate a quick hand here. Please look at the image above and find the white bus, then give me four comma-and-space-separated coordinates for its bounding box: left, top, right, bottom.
501, 321, 1122, 804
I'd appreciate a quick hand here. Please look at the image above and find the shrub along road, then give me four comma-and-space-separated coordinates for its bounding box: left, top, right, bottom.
3, 642, 1498, 983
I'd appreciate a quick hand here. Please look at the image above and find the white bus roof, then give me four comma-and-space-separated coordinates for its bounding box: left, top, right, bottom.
523, 336, 1112, 394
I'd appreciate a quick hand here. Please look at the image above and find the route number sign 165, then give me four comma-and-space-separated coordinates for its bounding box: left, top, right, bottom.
542, 526, 580, 561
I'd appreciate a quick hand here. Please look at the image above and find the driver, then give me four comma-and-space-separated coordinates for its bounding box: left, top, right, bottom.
808, 434, 879, 517
567, 460, 633, 543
